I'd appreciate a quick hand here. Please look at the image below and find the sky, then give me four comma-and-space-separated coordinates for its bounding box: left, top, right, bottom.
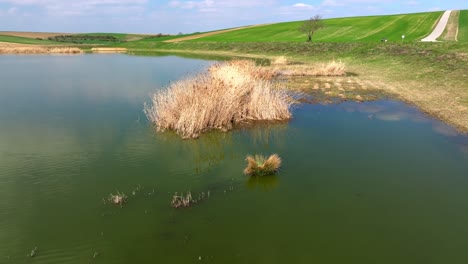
0, 0, 466, 34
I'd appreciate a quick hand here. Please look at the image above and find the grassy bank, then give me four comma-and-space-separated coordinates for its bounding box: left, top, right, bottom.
458, 10, 468, 42
128, 41, 467, 132
0, 34, 63, 45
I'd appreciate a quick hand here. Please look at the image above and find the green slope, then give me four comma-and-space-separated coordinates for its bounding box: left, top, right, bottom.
0, 35, 62, 44
458, 10, 468, 42
186, 11, 442, 43
0, 32, 158, 45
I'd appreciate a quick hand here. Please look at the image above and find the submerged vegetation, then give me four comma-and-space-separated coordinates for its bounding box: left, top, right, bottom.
145, 60, 294, 139
244, 154, 282, 176
171, 192, 194, 208
108, 191, 127, 206
171, 191, 210, 208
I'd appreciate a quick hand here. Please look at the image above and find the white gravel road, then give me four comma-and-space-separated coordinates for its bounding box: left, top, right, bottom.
421, 10, 452, 42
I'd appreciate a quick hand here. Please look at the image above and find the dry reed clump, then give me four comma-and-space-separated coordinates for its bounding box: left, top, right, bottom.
48, 47, 83, 54
91, 47, 128, 53
211, 60, 278, 80
276, 60, 346, 76
145, 60, 293, 139
272, 56, 289, 65
0, 46, 82, 54
243, 154, 282, 176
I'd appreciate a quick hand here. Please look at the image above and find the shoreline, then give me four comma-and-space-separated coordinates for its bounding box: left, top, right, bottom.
1, 45, 466, 134
128, 48, 468, 134
0, 43, 83, 54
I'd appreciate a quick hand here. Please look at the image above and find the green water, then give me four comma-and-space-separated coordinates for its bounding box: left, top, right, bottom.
0, 54, 467, 264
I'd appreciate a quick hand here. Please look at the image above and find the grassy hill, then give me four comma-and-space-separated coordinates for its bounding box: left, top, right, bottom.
458, 10, 468, 42
1, 11, 462, 46
0, 34, 63, 45
182, 11, 442, 43
0, 32, 158, 45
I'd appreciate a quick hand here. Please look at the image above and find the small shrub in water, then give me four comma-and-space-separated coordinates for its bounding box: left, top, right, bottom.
244, 154, 281, 176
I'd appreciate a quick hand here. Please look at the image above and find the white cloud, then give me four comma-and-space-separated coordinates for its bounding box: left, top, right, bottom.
0, 0, 461, 34
0, 0, 147, 4
169, 0, 274, 10
277, 2, 319, 18
0, 0, 148, 16
292, 3, 314, 9
169, 0, 213, 9
7, 6, 18, 14
321, 0, 344, 7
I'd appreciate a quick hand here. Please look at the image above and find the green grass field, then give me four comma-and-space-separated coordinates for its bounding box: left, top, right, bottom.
0, 34, 62, 44
458, 10, 468, 42
184, 11, 442, 43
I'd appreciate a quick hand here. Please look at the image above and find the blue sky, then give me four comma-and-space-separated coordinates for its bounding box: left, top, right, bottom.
0, 0, 465, 34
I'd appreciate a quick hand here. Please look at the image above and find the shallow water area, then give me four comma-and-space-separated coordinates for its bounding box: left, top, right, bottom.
0, 54, 467, 264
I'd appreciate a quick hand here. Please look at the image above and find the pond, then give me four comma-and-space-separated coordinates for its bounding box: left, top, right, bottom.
0, 54, 467, 264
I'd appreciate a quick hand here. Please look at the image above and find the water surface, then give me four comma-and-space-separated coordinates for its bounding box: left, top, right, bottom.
0, 54, 467, 264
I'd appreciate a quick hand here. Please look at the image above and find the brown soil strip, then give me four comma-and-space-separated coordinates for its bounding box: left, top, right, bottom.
0, 31, 68, 39
164, 24, 271, 43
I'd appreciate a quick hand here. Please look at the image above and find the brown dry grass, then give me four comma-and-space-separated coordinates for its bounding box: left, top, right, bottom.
272, 56, 289, 65
244, 154, 281, 176
273, 60, 346, 76
0, 46, 82, 54
91, 47, 128, 53
48, 47, 83, 54
145, 60, 293, 139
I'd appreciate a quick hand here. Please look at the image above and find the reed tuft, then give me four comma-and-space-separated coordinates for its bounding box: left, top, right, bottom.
244, 154, 281, 176
145, 60, 294, 139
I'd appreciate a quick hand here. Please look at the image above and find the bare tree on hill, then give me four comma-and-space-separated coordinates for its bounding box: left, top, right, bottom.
299, 15, 324, 42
